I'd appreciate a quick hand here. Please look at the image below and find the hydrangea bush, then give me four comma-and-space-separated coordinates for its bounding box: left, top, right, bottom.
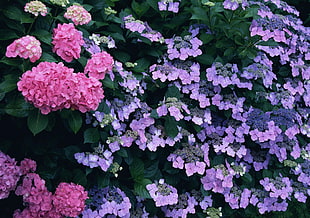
0, 0, 309, 217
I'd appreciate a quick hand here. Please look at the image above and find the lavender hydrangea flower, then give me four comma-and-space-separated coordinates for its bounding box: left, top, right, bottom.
74, 144, 113, 171
223, 0, 241, 11
150, 59, 200, 85
201, 164, 234, 194
206, 62, 252, 90
260, 177, 293, 200
165, 35, 202, 60
82, 186, 131, 217
146, 179, 178, 207
123, 15, 146, 33
161, 192, 198, 218
158, 0, 180, 13
167, 138, 209, 176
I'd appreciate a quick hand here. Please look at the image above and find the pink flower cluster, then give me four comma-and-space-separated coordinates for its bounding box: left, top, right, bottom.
64, 5, 92, 26
0, 152, 21, 200
84, 51, 114, 80
52, 23, 84, 62
14, 173, 88, 218
53, 182, 88, 217
5, 35, 42, 63
17, 62, 104, 115
14, 173, 58, 218
24, 0, 48, 16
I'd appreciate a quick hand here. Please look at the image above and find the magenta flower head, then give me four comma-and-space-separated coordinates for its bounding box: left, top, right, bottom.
84, 51, 114, 80
52, 23, 84, 62
0, 151, 21, 200
146, 179, 178, 207
24, 0, 48, 16
64, 4, 92, 25
53, 182, 88, 217
6, 35, 42, 63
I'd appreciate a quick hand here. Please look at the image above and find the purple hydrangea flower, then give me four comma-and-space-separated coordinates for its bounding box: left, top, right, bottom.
82, 186, 131, 217
161, 192, 198, 217
146, 179, 178, 207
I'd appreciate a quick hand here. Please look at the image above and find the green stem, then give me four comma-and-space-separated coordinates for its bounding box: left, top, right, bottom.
26, 17, 37, 35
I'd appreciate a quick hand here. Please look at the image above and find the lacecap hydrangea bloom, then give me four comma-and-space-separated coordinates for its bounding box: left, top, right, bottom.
81, 186, 131, 217
0, 151, 21, 200
24, 0, 47, 16
17, 62, 104, 114
146, 179, 178, 207
52, 23, 84, 62
64, 4, 92, 25
53, 182, 88, 217
5, 35, 42, 63
84, 51, 114, 80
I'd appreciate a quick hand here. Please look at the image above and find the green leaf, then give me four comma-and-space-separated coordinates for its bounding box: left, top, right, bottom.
131, 0, 150, 17
40, 52, 58, 62
97, 173, 110, 188
113, 51, 131, 62
144, 161, 159, 178
164, 116, 179, 138
3, 6, 22, 21
102, 76, 116, 89
0, 57, 23, 66
64, 145, 81, 162
117, 148, 128, 158
241, 172, 253, 185
5, 96, 31, 117
84, 128, 100, 143
20, 14, 34, 24
165, 85, 180, 99
32, 30, 52, 45
72, 169, 87, 186
190, 7, 208, 22
132, 58, 151, 73
256, 40, 279, 46
134, 178, 152, 199
196, 53, 214, 65
0, 29, 19, 40
0, 74, 18, 94
129, 158, 144, 182
68, 111, 83, 134
27, 109, 49, 135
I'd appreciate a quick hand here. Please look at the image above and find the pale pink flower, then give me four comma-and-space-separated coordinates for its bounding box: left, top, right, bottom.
6, 35, 42, 62
24, 0, 48, 16
53, 182, 88, 217
64, 5, 92, 25
84, 51, 114, 79
52, 23, 84, 62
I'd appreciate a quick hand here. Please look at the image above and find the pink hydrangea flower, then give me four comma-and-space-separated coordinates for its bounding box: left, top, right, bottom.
17, 62, 104, 114
69, 73, 105, 113
20, 158, 37, 175
64, 5, 92, 25
5, 35, 42, 62
53, 182, 88, 217
0, 151, 21, 200
14, 173, 55, 217
24, 0, 48, 16
52, 23, 84, 62
84, 51, 114, 79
